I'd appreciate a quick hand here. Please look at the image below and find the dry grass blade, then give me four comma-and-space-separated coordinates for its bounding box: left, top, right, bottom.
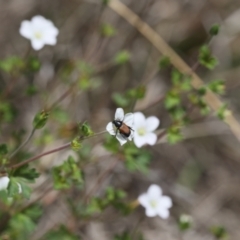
108, 0, 240, 142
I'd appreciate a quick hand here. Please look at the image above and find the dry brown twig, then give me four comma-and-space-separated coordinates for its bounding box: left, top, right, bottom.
104, 0, 240, 141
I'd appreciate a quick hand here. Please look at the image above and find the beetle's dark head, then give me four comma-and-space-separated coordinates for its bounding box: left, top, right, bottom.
112, 120, 122, 128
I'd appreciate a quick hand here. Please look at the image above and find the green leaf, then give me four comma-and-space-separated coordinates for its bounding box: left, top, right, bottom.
0, 102, 17, 123
199, 45, 218, 70
211, 226, 228, 239
126, 86, 146, 99
159, 56, 171, 69
207, 79, 225, 95
33, 110, 49, 129
112, 93, 130, 107
42, 226, 79, 240
71, 137, 82, 151
79, 122, 94, 137
8, 214, 36, 240
52, 156, 83, 190
25, 85, 38, 96
178, 214, 193, 231
216, 104, 230, 121
164, 91, 181, 110
100, 23, 116, 37
0, 144, 8, 156
114, 51, 130, 65
26, 56, 41, 73
8, 177, 21, 197
209, 24, 220, 36
13, 165, 39, 182
167, 126, 183, 144
0, 56, 24, 73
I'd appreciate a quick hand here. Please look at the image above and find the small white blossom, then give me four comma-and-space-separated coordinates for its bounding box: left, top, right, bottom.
0, 176, 10, 191
106, 108, 134, 146
133, 112, 160, 148
19, 15, 59, 51
138, 184, 172, 219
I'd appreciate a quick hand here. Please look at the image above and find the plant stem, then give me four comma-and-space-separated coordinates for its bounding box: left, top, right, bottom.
9, 127, 36, 159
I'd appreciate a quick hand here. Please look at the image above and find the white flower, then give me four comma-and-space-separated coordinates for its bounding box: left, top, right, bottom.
106, 108, 134, 146
138, 184, 172, 219
133, 112, 160, 148
0, 176, 10, 191
19, 15, 59, 50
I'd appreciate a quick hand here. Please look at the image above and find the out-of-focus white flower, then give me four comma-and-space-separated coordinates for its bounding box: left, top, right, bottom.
0, 176, 10, 191
138, 184, 172, 219
106, 108, 134, 146
19, 15, 59, 50
133, 112, 159, 148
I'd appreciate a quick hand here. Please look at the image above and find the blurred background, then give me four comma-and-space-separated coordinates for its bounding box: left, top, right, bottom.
1, 0, 240, 239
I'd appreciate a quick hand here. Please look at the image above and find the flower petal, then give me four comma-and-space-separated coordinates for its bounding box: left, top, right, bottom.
43, 35, 57, 45
115, 108, 124, 120
0, 176, 10, 191
31, 39, 45, 50
116, 133, 127, 146
123, 113, 134, 128
134, 112, 146, 128
146, 116, 160, 132
157, 208, 170, 219
106, 122, 115, 135
145, 132, 157, 145
19, 20, 33, 39
133, 135, 146, 148
159, 196, 172, 208
138, 194, 149, 208
146, 207, 158, 217
147, 184, 162, 198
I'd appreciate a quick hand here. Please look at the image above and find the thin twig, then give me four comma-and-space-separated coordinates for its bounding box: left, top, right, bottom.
9, 127, 36, 159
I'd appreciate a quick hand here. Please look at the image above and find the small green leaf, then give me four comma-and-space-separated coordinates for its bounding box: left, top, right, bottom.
79, 122, 94, 137
167, 126, 183, 144
0, 144, 8, 156
114, 51, 130, 65
208, 79, 225, 95
52, 156, 83, 190
211, 226, 228, 239
71, 137, 82, 151
159, 56, 171, 69
0, 56, 24, 73
33, 110, 49, 129
13, 165, 39, 182
199, 45, 218, 70
42, 226, 79, 240
216, 104, 230, 121
209, 24, 220, 36
164, 91, 181, 110
100, 23, 116, 37
112, 93, 130, 107
178, 214, 193, 231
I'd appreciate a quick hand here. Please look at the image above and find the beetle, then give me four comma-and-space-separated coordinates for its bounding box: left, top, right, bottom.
112, 119, 134, 138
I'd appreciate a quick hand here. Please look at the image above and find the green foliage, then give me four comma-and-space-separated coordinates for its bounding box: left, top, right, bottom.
6, 214, 36, 240
209, 24, 220, 36
0, 144, 8, 156
0, 56, 24, 74
112, 86, 146, 108
211, 226, 228, 239
178, 214, 193, 231
71, 137, 82, 151
25, 84, 38, 96
0, 102, 17, 123
52, 107, 69, 124
23, 204, 42, 221
52, 156, 83, 190
207, 80, 225, 95
43, 226, 79, 240
104, 135, 120, 153
114, 232, 144, 240
159, 56, 171, 69
8, 177, 32, 199
199, 45, 218, 70
13, 164, 40, 182
124, 144, 152, 174
26, 56, 41, 73
114, 50, 131, 65
33, 110, 49, 129
79, 122, 94, 137
216, 104, 230, 121
101, 23, 116, 37
164, 91, 181, 110
167, 126, 183, 144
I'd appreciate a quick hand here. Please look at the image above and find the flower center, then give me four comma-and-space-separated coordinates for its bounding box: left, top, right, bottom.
149, 199, 158, 208
137, 127, 146, 136
34, 32, 43, 39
